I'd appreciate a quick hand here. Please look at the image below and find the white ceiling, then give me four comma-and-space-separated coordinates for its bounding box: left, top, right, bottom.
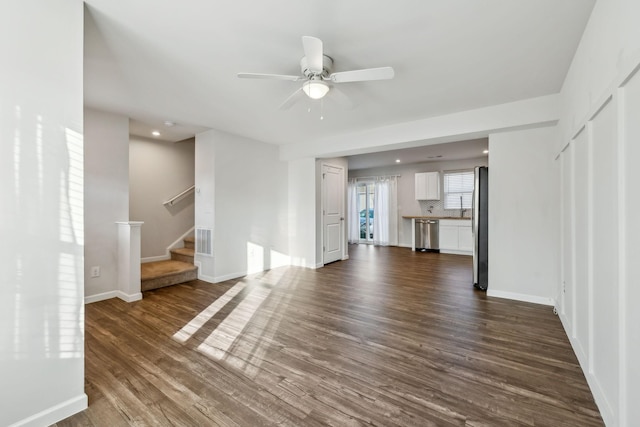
84, 0, 595, 147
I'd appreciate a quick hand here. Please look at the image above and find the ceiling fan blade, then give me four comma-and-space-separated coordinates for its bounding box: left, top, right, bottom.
278, 87, 305, 110
329, 66, 395, 83
237, 72, 302, 81
302, 36, 323, 73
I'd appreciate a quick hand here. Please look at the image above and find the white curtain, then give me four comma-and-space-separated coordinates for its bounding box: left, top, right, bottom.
373, 176, 399, 246
347, 179, 360, 244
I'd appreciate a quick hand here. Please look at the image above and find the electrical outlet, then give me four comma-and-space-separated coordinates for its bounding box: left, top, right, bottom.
90, 266, 100, 278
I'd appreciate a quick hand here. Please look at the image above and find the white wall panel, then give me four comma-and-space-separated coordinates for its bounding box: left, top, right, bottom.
573, 130, 589, 362
621, 66, 640, 426
589, 99, 619, 418
560, 145, 574, 327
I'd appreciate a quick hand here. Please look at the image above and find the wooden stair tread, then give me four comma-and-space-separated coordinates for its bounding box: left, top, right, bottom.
170, 247, 195, 256
141, 260, 197, 280
183, 236, 195, 243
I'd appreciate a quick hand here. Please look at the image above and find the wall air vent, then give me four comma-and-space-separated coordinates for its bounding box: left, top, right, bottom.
195, 228, 213, 256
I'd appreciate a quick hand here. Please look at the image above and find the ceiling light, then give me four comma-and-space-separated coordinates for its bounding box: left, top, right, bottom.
483, 149, 489, 154
395, 159, 401, 163
152, 130, 161, 137
302, 80, 330, 99
163, 121, 175, 127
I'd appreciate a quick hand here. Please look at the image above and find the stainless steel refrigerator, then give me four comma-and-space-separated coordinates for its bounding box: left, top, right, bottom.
472, 166, 488, 290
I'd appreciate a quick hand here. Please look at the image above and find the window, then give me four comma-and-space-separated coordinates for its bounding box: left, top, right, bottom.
444, 170, 474, 209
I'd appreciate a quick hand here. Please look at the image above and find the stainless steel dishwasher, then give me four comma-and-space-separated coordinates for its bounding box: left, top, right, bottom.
415, 219, 439, 251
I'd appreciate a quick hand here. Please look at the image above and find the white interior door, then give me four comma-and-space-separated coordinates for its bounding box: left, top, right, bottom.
323, 164, 344, 264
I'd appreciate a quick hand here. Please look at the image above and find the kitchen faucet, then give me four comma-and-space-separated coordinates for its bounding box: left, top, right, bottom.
460, 196, 466, 217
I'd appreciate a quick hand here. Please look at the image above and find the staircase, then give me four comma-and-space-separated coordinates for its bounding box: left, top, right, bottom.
141, 236, 198, 291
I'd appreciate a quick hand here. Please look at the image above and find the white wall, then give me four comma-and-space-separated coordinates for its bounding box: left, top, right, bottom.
349, 157, 487, 247
288, 158, 317, 268
557, 1, 640, 425
84, 108, 130, 301
129, 136, 194, 259
487, 127, 559, 306
195, 129, 289, 282
194, 131, 216, 281
0, 1, 87, 425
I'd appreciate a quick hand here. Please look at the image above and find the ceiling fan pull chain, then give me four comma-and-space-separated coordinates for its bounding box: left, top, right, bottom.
320, 98, 324, 120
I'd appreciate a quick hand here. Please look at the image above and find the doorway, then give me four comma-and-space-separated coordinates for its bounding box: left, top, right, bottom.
322, 164, 345, 264
357, 181, 375, 243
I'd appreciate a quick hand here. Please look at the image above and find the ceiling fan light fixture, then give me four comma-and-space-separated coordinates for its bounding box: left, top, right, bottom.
302, 80, 330, 99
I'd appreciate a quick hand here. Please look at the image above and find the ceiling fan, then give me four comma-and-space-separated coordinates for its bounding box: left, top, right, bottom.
238, 36, 394, 109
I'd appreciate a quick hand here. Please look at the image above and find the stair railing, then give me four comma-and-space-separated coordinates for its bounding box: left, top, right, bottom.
163, 185, 195, 207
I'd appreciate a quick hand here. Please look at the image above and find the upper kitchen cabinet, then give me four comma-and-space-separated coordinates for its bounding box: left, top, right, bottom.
415, 172, 440, 200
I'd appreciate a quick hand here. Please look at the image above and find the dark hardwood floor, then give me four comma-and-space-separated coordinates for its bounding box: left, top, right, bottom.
54, 245, 603, 426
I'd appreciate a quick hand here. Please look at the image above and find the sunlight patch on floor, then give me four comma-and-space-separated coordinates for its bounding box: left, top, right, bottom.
197, 285, 272, 360
172, 281, 247, 343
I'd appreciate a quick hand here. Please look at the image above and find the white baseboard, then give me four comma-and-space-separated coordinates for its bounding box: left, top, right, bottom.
398, 243, 412, 248
486, 289, 554, 306
141, 255, 170, 263
214, 271, 246, 283
85, 291, 119, 304
9, 394, 87, 427
85, 290, 142, 304
117, 291, 143, 302
439, 249, 472, 256
558, 313, 614, 426
314, 263, 323, 269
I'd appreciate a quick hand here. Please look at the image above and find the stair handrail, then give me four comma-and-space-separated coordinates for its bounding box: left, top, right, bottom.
163, 185, 195, 206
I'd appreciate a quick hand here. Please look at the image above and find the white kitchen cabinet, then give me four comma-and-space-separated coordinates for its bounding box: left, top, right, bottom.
439, 225, 459, 250
439, 219, 472, 255
415, 172, 440, 200
458, 225, 473, 252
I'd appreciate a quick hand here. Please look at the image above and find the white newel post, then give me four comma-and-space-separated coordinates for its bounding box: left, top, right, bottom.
116, 221, 144, 302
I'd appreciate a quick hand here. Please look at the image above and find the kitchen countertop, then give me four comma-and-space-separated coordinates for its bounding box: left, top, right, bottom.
402, 216, 471, 220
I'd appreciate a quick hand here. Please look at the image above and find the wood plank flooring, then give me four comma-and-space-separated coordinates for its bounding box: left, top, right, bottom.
54, 245, 603, 426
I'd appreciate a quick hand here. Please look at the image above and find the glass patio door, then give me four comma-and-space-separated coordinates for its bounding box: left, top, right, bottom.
357, 182, 375, 243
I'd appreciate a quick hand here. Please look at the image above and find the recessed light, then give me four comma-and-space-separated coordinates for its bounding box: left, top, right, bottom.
152, 130, 161, 137
395, 159, 401, 163
483, 149, 489, 154
163, 121, 175, 127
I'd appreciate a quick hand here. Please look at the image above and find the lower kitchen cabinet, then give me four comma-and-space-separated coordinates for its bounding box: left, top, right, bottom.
439, 219, 472, 255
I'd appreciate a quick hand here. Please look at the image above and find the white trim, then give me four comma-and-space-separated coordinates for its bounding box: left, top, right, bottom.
439, 249, 472, 256
85, 290, 142, 304
85, 290, 118, 304
486, 289, 554, 306
616, 81, 629, 427
115, 221, 144, 226
117, 291, 143, 302
314, 262, 323, 269
213, 271, 246, 283
586, 118, 595, 374
8, 394, 87, 427
141, 254, 170, 263
198, 274, 216, 284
